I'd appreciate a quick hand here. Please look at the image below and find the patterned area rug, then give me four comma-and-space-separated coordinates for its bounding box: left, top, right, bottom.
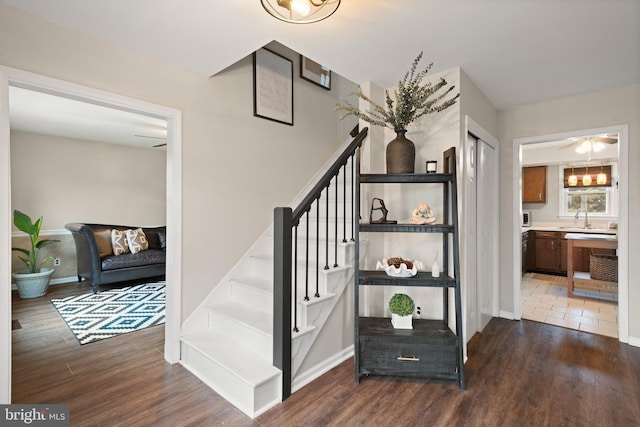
51, 282, 165, 345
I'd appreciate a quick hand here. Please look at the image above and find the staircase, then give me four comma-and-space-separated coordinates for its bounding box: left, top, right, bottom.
180, 128, 367, 418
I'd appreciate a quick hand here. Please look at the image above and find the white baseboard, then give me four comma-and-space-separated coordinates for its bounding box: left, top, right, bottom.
627, 336, 640, 348
499, 310, 515, 320
292, 345, 354, 393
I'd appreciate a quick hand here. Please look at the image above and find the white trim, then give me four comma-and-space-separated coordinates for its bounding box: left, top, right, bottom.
513, 125, 629, 343
291, 345, 354, 393
0, 67, 183, 381
12, 229, 71, 237
499, 311, 515, 320
628, 336, 640, 348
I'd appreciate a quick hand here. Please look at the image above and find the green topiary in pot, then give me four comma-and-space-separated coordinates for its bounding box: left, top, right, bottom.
389, 293, 415, 316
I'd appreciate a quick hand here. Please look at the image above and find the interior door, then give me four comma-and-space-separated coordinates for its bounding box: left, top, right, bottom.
464, 134, 478, 338
476, 139, 497, 330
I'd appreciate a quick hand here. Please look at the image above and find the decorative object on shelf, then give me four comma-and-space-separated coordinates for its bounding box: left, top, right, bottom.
300, 55, 331, 90
432, 251, 440, 278
376, 257, 423, 277
261, 0, 341, 24
253, 48, 293, 125
426, 160, 437, 173
411, 202, 436, 224
11, 210, 60, 298
389, 293, 415, 329
369, 198, 397, 224
337, 52, 459, 174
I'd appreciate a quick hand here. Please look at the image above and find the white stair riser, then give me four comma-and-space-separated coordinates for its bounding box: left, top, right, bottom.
230, 281, 273, 315
208, 310, 272, 357
181, 342, 280, 418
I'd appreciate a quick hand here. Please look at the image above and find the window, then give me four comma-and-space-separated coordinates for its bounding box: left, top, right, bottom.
559, 164, 617, 218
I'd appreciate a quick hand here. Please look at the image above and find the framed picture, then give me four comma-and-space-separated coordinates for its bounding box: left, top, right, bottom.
300, 55, 331, 90
253, 48, 293, 126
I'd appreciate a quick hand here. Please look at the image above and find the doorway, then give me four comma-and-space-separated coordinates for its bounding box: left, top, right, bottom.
0, 66, 183, 403
463, 117, 499, 343
512, 125, 629, 342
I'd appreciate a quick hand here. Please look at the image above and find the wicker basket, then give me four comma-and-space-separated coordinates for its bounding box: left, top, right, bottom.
590, 254, 618, 282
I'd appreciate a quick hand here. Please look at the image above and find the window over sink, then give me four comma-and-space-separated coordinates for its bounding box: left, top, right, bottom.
559, 163, 617, 218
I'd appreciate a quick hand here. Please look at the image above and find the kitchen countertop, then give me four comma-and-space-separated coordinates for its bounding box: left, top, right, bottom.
522, 226, 617, 235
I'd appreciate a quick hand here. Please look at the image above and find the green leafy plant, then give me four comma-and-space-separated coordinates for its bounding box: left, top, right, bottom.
12, 209, 60, 274
388, 293, 415, 317
336, 52, 459, 132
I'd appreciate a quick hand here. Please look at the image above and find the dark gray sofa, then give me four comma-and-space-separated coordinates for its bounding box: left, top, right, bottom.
65, 223, 166, 293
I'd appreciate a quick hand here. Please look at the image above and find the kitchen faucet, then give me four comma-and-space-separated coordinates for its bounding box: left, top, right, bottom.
575, 207, 590, 229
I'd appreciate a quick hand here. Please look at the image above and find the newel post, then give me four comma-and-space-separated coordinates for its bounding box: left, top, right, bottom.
273, 207, 292, 400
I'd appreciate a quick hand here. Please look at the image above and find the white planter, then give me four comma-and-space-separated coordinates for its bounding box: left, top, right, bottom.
391, 313, 413, 329
12, 268, 54, 298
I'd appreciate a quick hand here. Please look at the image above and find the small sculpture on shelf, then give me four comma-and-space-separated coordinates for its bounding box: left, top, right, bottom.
369, 198, 397, 224
376, 257, 424, 277
411, 202, 436, 224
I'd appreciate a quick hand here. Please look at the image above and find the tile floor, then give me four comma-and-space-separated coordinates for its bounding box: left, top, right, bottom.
521, 272, 618, 338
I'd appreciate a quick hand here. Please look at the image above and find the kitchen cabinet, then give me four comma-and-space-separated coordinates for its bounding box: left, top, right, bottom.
522, 231, 534, 274
534, 231, 559, 272
522, 166, 547, 203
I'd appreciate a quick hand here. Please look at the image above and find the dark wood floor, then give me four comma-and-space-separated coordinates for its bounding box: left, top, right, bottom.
12, 282, 640, 426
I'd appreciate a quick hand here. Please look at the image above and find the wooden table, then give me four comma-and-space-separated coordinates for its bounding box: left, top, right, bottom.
564, 233, 617, 297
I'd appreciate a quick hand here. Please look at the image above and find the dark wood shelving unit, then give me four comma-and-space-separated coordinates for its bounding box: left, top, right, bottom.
354, 147, 465, 390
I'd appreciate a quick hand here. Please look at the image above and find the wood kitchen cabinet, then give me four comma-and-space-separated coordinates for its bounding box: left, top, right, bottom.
523, 166, 547, 203
534, 231, 558, 271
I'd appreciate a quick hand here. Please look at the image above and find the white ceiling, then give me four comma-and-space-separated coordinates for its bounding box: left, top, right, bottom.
3, 0, 639, 146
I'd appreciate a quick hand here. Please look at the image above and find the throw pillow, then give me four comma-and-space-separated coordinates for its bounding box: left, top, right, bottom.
93, 228, 113, 258
111, 229, 130, 256
157, 231, 166, 250
126, 228, 149, 254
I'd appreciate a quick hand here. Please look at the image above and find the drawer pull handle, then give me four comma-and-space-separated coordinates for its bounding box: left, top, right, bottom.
397, 356, 420, 362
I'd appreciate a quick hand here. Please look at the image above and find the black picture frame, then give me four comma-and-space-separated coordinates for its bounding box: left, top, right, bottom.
253, 48, 294, 126
300, 55, 331, 90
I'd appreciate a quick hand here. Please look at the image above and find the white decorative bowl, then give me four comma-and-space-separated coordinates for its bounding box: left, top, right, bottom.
376, 258, 423, 277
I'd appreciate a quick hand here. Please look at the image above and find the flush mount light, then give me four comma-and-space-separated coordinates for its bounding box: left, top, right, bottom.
261, 0, 341, 24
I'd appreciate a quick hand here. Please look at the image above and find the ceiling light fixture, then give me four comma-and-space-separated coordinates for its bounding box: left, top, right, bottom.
597, 165, 607, 185
261, 0, 341, 24
582, 166, 592, 186
568, 168, 578, 186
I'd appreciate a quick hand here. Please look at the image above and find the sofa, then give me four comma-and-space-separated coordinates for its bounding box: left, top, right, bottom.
66, 223, 166, 293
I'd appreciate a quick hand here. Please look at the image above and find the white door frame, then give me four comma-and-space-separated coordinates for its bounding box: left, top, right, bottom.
0, 66, 183, 403
512, 125, 629, 342
463, 116, 500, 342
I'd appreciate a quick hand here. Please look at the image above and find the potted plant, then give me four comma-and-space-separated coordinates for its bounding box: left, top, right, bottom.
11, 209, 60, 298
337, 52, 459, 174
389, 293, 415, 329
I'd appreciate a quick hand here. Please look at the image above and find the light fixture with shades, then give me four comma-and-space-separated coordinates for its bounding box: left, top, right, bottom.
568, 168, 578, 186
261, 0, 341, 24
582, 166, 592, 186
597, 165, 607, 185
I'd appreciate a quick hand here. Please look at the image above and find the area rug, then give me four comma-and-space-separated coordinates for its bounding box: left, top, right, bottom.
51, 282, 165, 345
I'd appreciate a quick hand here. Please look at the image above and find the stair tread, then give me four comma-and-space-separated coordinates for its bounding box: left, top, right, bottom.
182, 331, 280, 387
230, 277, 272, 293
209, 301, 273, 335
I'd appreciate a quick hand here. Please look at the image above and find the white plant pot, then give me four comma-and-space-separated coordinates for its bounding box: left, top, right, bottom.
12, 268, 54, 298
391, 313, 413, 329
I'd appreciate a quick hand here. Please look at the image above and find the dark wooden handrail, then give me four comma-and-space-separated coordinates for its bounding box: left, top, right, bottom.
273, 126, 368, 401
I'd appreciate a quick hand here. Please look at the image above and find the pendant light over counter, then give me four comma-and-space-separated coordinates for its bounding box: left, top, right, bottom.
261, 0, 341, 24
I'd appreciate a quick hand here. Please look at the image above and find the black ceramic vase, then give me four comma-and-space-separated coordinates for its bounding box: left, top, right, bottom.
386, 130, 415, 174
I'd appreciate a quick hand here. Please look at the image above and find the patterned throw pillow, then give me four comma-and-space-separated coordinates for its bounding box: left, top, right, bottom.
126, 228, 149, 254
111, 229, 130, 256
